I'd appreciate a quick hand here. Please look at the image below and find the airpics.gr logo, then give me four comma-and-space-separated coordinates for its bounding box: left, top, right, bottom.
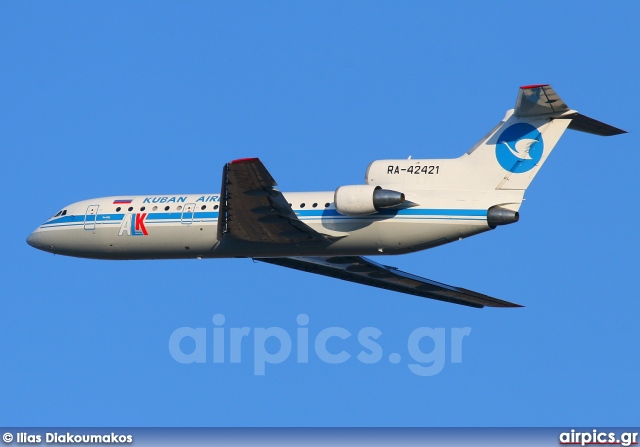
495, 123, 544, 173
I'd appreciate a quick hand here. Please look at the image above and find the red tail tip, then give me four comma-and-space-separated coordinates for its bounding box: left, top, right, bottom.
520, 84, 549, 89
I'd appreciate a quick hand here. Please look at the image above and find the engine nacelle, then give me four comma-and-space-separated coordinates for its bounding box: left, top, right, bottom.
487, 206, 519, 228
334, 185, 405, 216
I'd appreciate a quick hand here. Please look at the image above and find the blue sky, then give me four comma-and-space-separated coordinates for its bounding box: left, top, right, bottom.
1, 1, 639, 426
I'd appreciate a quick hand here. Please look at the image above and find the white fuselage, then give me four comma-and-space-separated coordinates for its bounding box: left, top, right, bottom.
26, 189, 511, 260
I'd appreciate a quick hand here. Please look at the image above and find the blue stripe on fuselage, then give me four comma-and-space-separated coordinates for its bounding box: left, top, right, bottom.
295, 208, 487, 217
41, 209, 487, 228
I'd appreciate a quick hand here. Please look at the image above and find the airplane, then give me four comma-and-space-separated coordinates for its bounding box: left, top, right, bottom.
26, 85, 626, 308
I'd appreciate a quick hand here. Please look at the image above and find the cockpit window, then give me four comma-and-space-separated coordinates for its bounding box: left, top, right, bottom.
51, 209, 68, 219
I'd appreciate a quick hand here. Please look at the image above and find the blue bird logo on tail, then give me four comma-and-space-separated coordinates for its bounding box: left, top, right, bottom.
495, 123, 544, 173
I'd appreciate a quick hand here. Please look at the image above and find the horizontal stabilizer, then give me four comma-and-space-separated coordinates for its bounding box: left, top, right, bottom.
514, 84, 569, 117
564, 112, 627, 136
514, 84, 626, 135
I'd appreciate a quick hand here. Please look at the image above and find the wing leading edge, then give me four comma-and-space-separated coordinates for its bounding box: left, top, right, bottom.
256, 256, 522, 308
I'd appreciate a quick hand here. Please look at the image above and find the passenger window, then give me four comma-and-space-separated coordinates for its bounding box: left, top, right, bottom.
152, 206, 158, 211
177, 206, 183, 211
116, 207, 121, 212
201, 205, 206, 210
214, 205, 219, 210
128, 207, 133, 212
325, 203, 330, 208
300, 203, 306, 208
164, 206, 170, 211
140, 206, 145, 211
312, 203, 317, 208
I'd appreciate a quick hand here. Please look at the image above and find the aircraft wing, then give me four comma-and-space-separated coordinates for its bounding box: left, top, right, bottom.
217, 158, 329, 244
256, 256, 522, 308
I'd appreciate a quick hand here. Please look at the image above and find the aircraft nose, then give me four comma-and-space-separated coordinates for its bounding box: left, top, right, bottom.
26, 229, 41, 248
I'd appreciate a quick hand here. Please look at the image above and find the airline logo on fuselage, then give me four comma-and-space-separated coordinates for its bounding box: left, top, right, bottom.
119, 213, 148, 236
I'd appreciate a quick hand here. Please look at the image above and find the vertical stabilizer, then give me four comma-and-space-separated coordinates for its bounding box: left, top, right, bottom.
365, 85, 625, 194
461, 85, 625, 191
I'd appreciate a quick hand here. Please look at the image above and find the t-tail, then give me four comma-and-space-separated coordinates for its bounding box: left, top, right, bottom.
365, 84, 626, 223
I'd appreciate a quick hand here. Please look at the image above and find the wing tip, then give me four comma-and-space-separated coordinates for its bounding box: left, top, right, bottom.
491, 302, 524, 308
520, 84, 549, 89
231, 157, 260, 164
